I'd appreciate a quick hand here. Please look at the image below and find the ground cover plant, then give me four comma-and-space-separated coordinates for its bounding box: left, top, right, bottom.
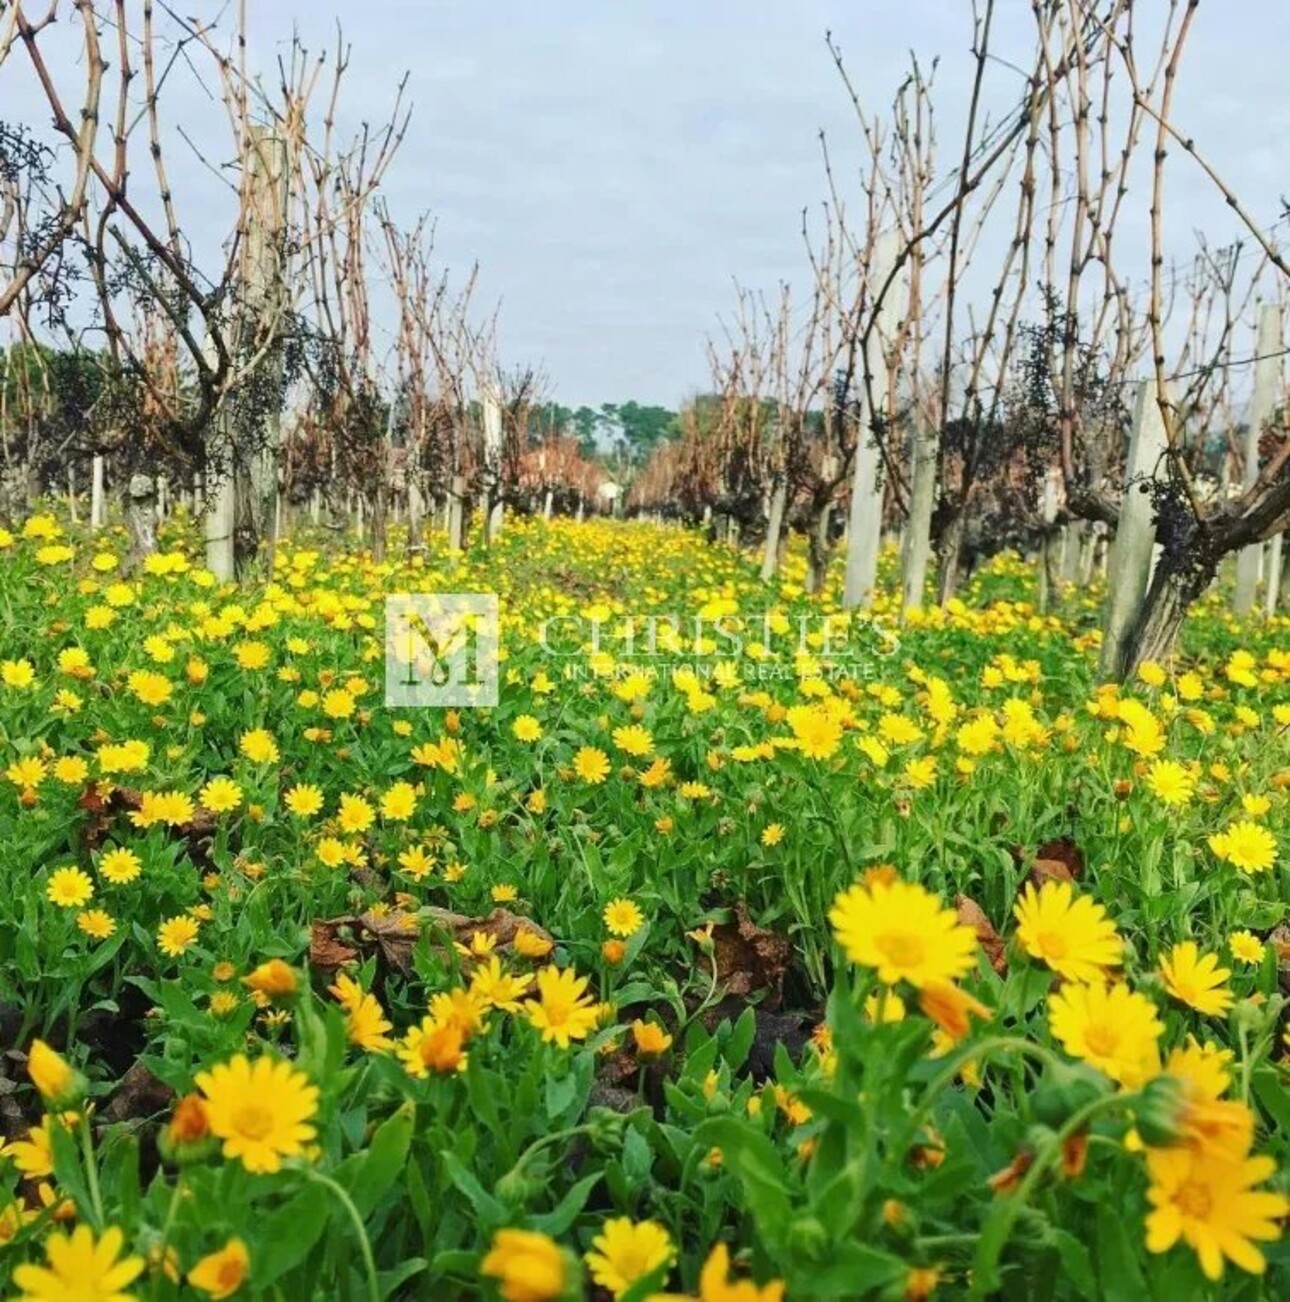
0, 510, 1287, 1300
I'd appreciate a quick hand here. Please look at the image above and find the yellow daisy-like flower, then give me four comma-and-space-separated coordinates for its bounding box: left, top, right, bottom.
1145, 1145, 1288, 1280
644, 1242, 785, 1302
512, 715, 543, 742
47, 866, 94, 909
11, 1224, 144, 1302
53, 755, 90, 784
1227, 931, 1265, 965
126, 670, 173, 707
1144, 759, 1195, 807
573, 746, 611, 784
828, 878, 976, 988
187, 1237, 250, 1299
398, 1016, 467, 1076
157, 915, 201, 958
468, 956, 534, 1013
1047, 981, 1163, 1087
195, 1055, 319, 1174
761, 823, 785, 847
526, 965, 600, 1048
604, 897, 644, 937
283, 783, 324, 817
328, 974, 393, 1052
322, 688, 356, 719
6, 755, 47, 788
480, 1228, 565, 1302
1158, 942, 1233, 1017
379, 781, 417, 821
238, 729, 279, 765
199, 776, 243, 814
1013, 881, 1121, 984
97, 846, 142, 888
129, 790, 196, 828
612, 723, 654, 757
336, 793, 375, 834
787, 705, 843, 760
77, 909, 117, 940
585, 1218, 676, 1299
1209, 820, 1277, 874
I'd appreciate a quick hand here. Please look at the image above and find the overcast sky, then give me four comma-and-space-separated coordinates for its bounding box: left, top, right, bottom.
9, 2, 1289, 408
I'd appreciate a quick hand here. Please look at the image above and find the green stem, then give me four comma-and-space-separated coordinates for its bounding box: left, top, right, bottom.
299, 1168, 381, 1302
969, 1091, 1134, 1297
152, 1176, 186, 1301
79, 1113, 106, 1227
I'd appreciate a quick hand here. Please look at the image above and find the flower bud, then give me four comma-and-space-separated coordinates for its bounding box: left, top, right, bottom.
26, 1041, 84, 1110
1134, 1074, 1189, 1148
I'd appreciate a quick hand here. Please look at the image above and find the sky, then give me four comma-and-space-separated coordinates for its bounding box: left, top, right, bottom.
7, 1, 1289, 409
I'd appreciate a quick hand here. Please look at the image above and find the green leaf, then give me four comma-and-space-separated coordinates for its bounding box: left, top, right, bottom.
1093, 1203, 1148, 1302
530, 1172, 601, 1236
345, 1103, 415, 1216
441, 1149, 508, 1227
252, 1183, 332, 1287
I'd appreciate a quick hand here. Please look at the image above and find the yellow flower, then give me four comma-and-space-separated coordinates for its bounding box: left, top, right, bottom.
157, 915, 201, 958
77, 909, 117, 940
10, 1224, 144, 1302
1159, 942, 1233, 1017
1047, 981, 1163, 1087
917, 981, 991, 1043
903, 755, 938, 790
863, 989, 907, 1024
604, 897, 644, 937
613, 723, 654, 757
787, 705, 843, 759
336, 793, 375, 834
322, 688, 356, 719
47, 866, 94, 908
238, 729, 279, 764
639, 756, 672, 788
526, 965, 600, 1048
585, 1218, 676, 1298
468, 957, 533, 1013
644, 1242, 785, 1302
1209, 820, 1277, 874
480, 1229, 566, 1302
187, 1238, 250, 1299
126, 670, 173, 706
196, 1055, 319, 1174
1144, 760, 1195, 807
828, 878, 976, 988
956, 715, 998, 756
1013, 881, 1121, 984
1228, 931, 1265, 965
199, 777, 243, 814
53, 755, 90, 784
514, 927, 554, 959
573, 746, 611, 784
379, 781, 418, 821
99, 847, 142, 885
512, 714, 543, 742
398, 1016, 467, 1076
3, 658, 36, 689
283, 784, 324, 817
1145, 1145, 1287, 1280
760, 823, 785, 847
631, 1019, 673, 1057
26, 1040, 78, 1106
129, 790, 196, 828
241, 960, 298, 1000
5, 755, 47, 788
328, 973, 393, 1051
